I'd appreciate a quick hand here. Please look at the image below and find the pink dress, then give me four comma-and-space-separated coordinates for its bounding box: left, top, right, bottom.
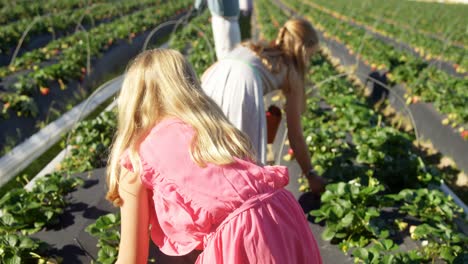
121, 118, 322, 263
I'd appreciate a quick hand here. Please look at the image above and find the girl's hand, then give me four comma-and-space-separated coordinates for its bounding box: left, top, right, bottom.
307, 170, 326, 195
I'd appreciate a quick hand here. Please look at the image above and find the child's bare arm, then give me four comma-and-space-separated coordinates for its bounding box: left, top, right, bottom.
116, 170, 150, 264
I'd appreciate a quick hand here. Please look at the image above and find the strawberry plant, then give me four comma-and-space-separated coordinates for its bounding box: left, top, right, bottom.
0, 0, 160, 55
0, 172, 83, 234
390, 188, 464, 226
0, 109, 116, 259
311, 179, 388, 249
0, 0, 101, 25
85, 213, 120, 264
60, 111, 116, 174
1, 93, 38, 118
0, 233, 48, 264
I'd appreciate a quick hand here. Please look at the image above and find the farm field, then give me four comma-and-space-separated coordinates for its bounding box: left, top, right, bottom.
0, 0, 466, 263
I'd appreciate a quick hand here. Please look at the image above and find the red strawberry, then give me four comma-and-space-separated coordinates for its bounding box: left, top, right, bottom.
39, 87, 50, 95
461, 130, 468, 140
288, 148, 294, 155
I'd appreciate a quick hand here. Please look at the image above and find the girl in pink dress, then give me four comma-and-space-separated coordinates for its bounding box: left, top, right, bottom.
106, 49, 322, 263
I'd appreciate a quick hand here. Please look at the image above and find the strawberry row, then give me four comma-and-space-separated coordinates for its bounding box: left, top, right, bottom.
0, 0, 191, 119
283, 0, 468, 129
0, 0, 163, 74
0, 0, 159, 56
315, 0, 467, 45
307, 0, 467, 73
0, 0, 110, 25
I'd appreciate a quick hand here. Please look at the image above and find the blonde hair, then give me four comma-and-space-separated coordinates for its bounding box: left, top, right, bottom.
106, 49, 255, 206
244, 18, 319, 94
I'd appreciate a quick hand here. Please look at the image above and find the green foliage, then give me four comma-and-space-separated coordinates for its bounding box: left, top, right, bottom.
0, 233, 46, 264
0, 172, 83, 234
86, 213, 121, 264
0, 0, 192, 120
285, 0, 468, 127
311, 179, 388, 249
60, 111, 116, 174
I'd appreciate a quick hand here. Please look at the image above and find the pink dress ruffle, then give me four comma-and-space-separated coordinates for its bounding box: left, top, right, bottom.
121, 118, 322, 263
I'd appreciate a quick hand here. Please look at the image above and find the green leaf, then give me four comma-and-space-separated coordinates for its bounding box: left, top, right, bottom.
44, 211, 54, 220
1, 214, 15, 226
382, 255, 395, 264
378, 230, 390, 239
365, 208, 380, 219
322, 227, 336, 241
332, 205, 344, 218
18, 237, 36, 249
105, 213, 117, 223
440, 247, 455, 262
6, 234, 18, 247
336, 182, 346, 195
382, 239, 396, 251
353, 248, 369, 260
341, 212, 354, 227
321, 191, 334, 202
5, 255, 21, 264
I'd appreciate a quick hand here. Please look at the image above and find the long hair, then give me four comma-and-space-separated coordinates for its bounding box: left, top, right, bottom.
106, 49, 255, 206
244, 18, 319, 94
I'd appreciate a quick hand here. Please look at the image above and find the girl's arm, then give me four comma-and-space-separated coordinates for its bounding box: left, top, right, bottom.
284, 76, 325, 194
284, 84, 312, 175
116, 170, 150, 264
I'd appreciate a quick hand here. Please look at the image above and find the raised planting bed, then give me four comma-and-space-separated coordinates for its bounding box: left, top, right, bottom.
0, 75, 121, 187
279, 0, 468, 130
277, 0, 468, 177
0, 0, 162, 66
302, 0, 468, 75
0, 0, 192, 155
0, 0, 110, 26
0, 104, 117, 262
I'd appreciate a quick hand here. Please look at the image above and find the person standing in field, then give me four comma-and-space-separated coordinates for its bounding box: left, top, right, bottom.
195, 0, 241, 60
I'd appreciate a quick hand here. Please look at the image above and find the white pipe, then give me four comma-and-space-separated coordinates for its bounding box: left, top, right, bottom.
440, 182, 468, 218
0, 75, 124, 187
